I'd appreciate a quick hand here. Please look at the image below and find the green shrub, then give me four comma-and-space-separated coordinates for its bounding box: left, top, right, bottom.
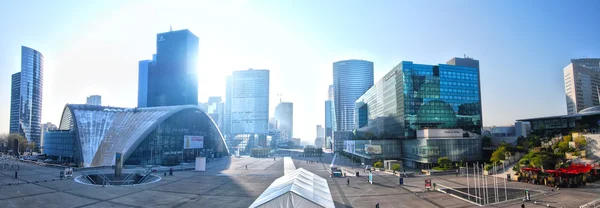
373, 161, 383, 168
484, 164, 493, 171
391, 164, 401, 171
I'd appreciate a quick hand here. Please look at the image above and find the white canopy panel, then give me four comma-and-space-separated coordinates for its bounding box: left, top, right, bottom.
249, 168, 335, 208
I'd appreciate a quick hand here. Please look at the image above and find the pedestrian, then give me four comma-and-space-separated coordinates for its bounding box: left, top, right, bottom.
347, 178, 350, 186
521, 203, 525, 208
246, 165, 248, 170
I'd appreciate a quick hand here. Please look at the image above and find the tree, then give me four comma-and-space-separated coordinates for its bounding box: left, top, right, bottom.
28, 141, 36, 152
490, 146, 507, 163
18, 137, 28, 154
373, 161, 383, 168
563, 135, 572, 143
574, 136, 587, 149
438, 157, 451, 169
392, 164, 401, 172
6, 133, 26, 155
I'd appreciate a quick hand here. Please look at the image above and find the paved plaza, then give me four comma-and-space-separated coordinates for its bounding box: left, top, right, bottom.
0, 153, 599, 208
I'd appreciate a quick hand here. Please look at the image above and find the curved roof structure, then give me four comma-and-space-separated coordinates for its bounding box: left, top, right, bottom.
59, 104, 229, 167
249, 168, 335, 208
580, 106, 600, 114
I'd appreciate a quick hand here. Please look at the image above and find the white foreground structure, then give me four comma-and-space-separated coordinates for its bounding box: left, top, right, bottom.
249, 168, 335, 208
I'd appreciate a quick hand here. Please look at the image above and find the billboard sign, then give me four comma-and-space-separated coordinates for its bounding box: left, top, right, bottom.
364, 145, 383, 154
184, 135, 204, 149
344, 140, 355, 153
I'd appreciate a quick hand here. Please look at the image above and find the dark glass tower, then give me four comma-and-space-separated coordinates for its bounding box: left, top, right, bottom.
9, 46, 44, 145
143, 29, 199, 107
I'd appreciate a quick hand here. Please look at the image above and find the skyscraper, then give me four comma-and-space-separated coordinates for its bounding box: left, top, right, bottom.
316, 125, 325, 140
223, 76, 233, 135
275, 102, 293, 141
9, 72, 21, 134
230, 69, 270, 135
333, 60, 374, 131
137, 55, 155, 108
86, 95, 102, 106
325, 85, 335, 137
563, 58, 600, 114
9, 46, 44, 145
205, 96, 224, 130
141, 29, 199, 107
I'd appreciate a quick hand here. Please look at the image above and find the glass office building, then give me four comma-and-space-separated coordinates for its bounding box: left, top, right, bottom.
229, 69, 270, 135
9, 46, 44, 145
333, 60, 374, 131
353, 58, 482, 167
43, 130, 76, 161
139, 29, 199, 107
355, 59, 482, 139
45, 104, 229, 167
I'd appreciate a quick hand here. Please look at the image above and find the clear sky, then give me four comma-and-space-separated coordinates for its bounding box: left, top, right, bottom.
1, 0, 600, 143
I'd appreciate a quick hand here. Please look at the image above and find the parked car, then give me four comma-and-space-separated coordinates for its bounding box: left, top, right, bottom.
44, 158, 53, 162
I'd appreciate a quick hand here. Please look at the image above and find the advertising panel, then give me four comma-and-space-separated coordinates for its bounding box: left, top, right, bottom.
364, 145, 383, 155
415, 146, 440, 157
344, 140, 355, 153
184, 135, 204, 149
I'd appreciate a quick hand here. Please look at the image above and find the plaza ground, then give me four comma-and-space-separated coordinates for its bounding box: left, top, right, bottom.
0, 153, 599, 208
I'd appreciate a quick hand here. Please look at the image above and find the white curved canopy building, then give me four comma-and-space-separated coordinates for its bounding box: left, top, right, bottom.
47, 104, 229, 167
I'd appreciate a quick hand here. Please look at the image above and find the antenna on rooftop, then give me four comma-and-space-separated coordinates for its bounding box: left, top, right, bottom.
169, 24, 172, 32
277, 94, 282, 103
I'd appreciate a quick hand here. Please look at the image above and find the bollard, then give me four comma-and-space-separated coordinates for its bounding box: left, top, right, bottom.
14, 171, 17, 179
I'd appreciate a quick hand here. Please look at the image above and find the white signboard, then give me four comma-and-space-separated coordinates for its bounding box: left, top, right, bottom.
417, 129, 463, 138
184, 135, 204, 149
365, 145, 383, 154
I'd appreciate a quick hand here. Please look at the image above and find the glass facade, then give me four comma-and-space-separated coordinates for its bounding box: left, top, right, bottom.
9, 72, 21, 133
355, 60, 482, 139
275, 102, 293, 141
137, 58, 153, 107
126, 109, 227, 166
401, 138, 482, 168
9, 46, 44, 145
325, 100, 334, 137
230, 69, 270, 135
333, 60, 374, 131
43, 130, 76, 161
343, 140, 401, 163
146, 29, 199, 107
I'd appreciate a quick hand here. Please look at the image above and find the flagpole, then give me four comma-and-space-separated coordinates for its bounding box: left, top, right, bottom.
494, 164, 499, 203
475, 162, 479, 204
503, 161, 508, 201
466, 163, 470, 202
481, 163, 489, 204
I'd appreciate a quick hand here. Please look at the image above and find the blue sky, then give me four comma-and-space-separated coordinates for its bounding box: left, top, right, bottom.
1, 0, 599, 142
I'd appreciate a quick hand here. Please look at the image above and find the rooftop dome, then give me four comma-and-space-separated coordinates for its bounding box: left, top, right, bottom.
579, 106, 600, 114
